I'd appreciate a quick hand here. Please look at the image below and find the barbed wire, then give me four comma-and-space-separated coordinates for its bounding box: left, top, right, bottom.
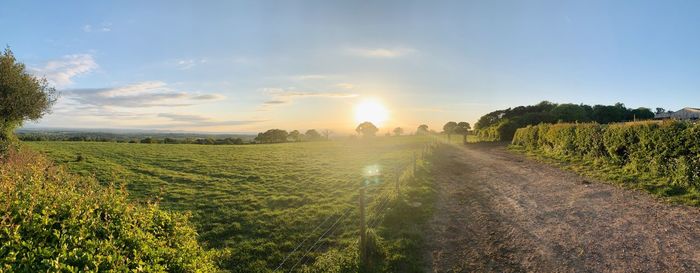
279, 143, 435, 272
273, 208, 343, 271
288, 206, 354, 272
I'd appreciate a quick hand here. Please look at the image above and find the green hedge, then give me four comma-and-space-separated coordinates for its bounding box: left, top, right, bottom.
512, 121, 700, 188
476, 119, 520, 141
0, 150, 217, 272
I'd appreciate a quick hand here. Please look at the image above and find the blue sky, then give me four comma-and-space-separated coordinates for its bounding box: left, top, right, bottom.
3, 0, 700, 133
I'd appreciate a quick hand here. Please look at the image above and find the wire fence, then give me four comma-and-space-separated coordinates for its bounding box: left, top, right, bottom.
275, 139, 441, 272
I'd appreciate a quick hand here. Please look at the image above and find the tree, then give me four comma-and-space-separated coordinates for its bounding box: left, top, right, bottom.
592, 104, 626, 124
392, 127, 404, 136
454, 122, 471, 144
163, 137, 179, 144
321, 129, 333, 140
630, 107, 654, 121
474, 109, 507, 130
416, 124, 429, 135
0, 47, 57, 153
443, 121, 457, 141
655, 107, 666, 115
355, 122, 378, 137
305, 129, 322, 141
550, 104, 590, 123
140, 137, 158, 144
288, 130, 301, 142
255, 129, 288, 143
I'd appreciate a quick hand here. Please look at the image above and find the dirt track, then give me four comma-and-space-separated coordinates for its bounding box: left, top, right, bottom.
426, 143, 700, 273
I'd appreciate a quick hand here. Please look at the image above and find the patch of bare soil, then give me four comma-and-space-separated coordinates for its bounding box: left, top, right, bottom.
426, 143, 700, 273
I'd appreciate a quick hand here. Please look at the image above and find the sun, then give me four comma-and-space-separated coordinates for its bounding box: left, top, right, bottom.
354, 99, 389, 126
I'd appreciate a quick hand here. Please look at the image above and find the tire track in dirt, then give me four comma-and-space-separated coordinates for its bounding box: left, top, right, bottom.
426, 143, 700, 273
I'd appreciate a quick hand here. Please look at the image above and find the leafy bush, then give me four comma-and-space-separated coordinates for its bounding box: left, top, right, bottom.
512, 120, 700, 189
0, 149, 217, 272
476, 119, 517, 141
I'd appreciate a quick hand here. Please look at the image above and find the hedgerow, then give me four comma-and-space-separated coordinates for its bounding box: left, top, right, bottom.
0, 149, 217, 272
512, 120, 700, 189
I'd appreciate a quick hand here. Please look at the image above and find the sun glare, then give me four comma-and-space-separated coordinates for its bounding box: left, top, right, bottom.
354, 99, 389, 126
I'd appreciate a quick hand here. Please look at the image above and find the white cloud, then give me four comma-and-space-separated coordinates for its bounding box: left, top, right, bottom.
64, 81, 226, 108
293, 74, 328, 80
82, 23, 111, 33
177, 58, 207, 70
259, 87, 357, 110
335, 83, 355, 89
347, 47, 416, 58
157, 113, 262, 127
32, 54, 98, 87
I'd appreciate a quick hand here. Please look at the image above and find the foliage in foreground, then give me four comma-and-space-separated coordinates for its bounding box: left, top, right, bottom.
0, 149, 216, 272
512, 121, 700, 204
0, 47, 57, 154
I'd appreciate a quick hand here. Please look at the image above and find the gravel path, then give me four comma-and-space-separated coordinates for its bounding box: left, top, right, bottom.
426, 143, 700, 273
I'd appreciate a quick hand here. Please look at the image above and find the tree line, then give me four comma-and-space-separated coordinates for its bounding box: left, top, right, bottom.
354, 122, 439, 137
254, 129, 332, 143
474, 101, 657, 141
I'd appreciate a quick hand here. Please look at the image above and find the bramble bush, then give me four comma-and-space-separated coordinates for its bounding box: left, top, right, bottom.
0, 149, 217, 272
512, 120, 700, 189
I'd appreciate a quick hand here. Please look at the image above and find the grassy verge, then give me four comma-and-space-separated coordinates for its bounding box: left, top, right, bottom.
509, 145, 700, 206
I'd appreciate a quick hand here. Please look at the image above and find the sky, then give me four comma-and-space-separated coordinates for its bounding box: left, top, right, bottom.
2, 0, 700, 134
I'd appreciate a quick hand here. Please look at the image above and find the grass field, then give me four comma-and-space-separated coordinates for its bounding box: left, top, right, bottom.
25, 136, 435, 272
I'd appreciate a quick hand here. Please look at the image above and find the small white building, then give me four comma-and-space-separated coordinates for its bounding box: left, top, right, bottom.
655, 107, 700, 120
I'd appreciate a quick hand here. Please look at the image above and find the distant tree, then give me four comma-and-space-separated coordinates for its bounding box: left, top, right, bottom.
630, 107, 655, 121
288, 130, 301, 142
140, 137, 158, 144
443, 121, 457, 141
355, 122, 378, 137
255, 129, 288, 143
655, 107, 666, 115
305, 129, 322, 141
0, 47, 57, 153
321, 129, 333, 140
393, 127, 404, 136
385, 131, 391, 137
454, 122, 471, 144
163, 137, 179, 144
194, 138, 214, 145
416, 124, 429, 135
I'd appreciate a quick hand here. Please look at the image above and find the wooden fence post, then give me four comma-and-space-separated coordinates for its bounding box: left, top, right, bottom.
413, 152, 417, 177
359, 184, 367, 272
396, 172, 400, 197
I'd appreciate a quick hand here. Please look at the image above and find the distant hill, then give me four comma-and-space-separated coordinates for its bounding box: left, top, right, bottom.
16, 128, 256, 142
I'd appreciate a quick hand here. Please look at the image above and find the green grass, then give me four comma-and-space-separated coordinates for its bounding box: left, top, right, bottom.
25, 136, 435, 272
509, 145, 700, 206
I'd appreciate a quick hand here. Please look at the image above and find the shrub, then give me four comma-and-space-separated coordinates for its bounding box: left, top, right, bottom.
512, 120, 700, 189
0, 149, 217, 272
